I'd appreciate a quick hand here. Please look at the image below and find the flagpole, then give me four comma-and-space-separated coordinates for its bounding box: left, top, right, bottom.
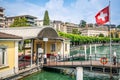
109, 0, 111, 64
109, 0, 113, 79
109, 0, 111, 63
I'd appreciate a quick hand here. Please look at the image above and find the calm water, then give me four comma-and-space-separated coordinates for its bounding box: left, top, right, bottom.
23, 71, 76, 80
22, 70, 119, 80
71, 45, 120, 56
22, 45, 120, 80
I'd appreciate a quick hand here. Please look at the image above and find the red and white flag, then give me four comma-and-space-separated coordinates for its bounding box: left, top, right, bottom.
95, 6, 109, 25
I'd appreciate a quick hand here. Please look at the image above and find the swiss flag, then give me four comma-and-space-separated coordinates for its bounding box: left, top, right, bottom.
95, 6, 109, 25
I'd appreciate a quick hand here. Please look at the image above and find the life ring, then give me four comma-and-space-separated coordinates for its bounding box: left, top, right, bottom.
100, 57, 108, 65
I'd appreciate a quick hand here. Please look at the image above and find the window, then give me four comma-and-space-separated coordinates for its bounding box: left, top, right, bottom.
65, 44, 67, 51
0, 48, 7, 66
51, 43, 56, 52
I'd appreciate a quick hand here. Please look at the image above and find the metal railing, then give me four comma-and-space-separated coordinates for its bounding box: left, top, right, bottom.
46, 53, 120, 67
44, 53, 120, 76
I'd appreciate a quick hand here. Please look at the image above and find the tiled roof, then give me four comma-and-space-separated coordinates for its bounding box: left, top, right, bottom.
0, 26, 58, 40
0, 32, 22, 39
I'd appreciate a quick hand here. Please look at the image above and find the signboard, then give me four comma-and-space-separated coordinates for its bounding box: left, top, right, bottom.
38, 48, 43, 53
43, 38, 48, 42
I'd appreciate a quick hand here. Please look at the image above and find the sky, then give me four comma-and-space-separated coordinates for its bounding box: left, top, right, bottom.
0, 0, 120, 25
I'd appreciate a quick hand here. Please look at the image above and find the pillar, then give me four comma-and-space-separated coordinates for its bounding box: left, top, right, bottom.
15, 41, 18, 73
43, 38, 48, 64
84, 45, 87, 60
95, 44, 97, 54
76, 67, 83, 80
118, 69, 120, 80
30, 39, 33, 67
43, 38, 48, 54
90, 44, 92, 55
63, 41, 65, 60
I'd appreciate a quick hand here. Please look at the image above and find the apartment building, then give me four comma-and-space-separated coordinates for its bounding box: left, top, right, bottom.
35, 20, 79, 33
53, 20, 62, 31
5, 15, 37, 27
65, 22, 79, 33
0, 7, 5, 28
35, 19, 53, 27
52, 20, 66, 33
80, 27, 108, 37
35, 20, 44, 26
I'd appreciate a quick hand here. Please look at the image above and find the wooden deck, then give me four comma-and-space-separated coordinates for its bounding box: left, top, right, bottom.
44, 61, 120, 68
43, 60, 120, 75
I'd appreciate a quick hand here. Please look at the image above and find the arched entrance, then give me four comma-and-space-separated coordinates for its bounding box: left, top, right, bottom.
34, 27, 62, 64
37, 27, 58, 39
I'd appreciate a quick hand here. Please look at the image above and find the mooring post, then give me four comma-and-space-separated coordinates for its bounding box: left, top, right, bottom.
76, 67, 83, 80
103, 67, 105, 73
90, 44, 92, 55
84, 45, 87, 60
90, 66, 92, 71
94, 44, 97, 54
118, 69, 120, 80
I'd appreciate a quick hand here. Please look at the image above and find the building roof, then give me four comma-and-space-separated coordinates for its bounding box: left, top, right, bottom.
0, 32, 22, 39
53, 20, 62, 23
6, 15, 37, 19
81, 27, 108, 31
0, 26, 59, 40
35, 20, 43, 21
0, 7, 5, 10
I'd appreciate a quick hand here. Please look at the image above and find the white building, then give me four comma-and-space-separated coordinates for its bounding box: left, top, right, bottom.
5, 15, 37, 27
35, 20, 44, 26
81, 27, 108, 37
0, 7, 5, 28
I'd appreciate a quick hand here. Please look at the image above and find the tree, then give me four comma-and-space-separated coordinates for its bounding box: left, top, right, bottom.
99, 33, 104, 37
117, 25, 120, 28
88, 23, 93, 27
111, 32, 114, 38
10, 17, 30, 27
43, 10, 50, 25
72, 29, 80, 34
115, 33, 119, 38
10, 17, 19, 27
58, 31, 120, 45
20, 17, 28, 26
79, 20, 86, 27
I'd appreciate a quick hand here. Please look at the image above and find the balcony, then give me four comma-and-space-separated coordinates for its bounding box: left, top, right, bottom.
27, 19, 34, 22
0, 12, 4, 15
0, 23, 5, 25
0, 17, 5, 20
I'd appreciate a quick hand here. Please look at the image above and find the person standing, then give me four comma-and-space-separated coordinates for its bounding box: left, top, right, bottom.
113, 51, 116, 65
33, 52, 37, 64
44, 54, 47, 64
58, 52, 61, 60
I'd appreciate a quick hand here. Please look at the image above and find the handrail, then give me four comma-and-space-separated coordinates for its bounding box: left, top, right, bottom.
47, 53, 120, 68
44, 53, 120, 77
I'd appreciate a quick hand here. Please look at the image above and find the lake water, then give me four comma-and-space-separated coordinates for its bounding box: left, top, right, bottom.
22, 70, 119, 80
22, 45, 120, 80
23, 71, 76, 80
70, 45, 120, 58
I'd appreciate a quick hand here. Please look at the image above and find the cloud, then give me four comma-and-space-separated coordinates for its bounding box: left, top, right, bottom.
1, 0, 119, 25
1, 1, 45, 19
44, 0, 71, 22
1, 0, 88, 23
